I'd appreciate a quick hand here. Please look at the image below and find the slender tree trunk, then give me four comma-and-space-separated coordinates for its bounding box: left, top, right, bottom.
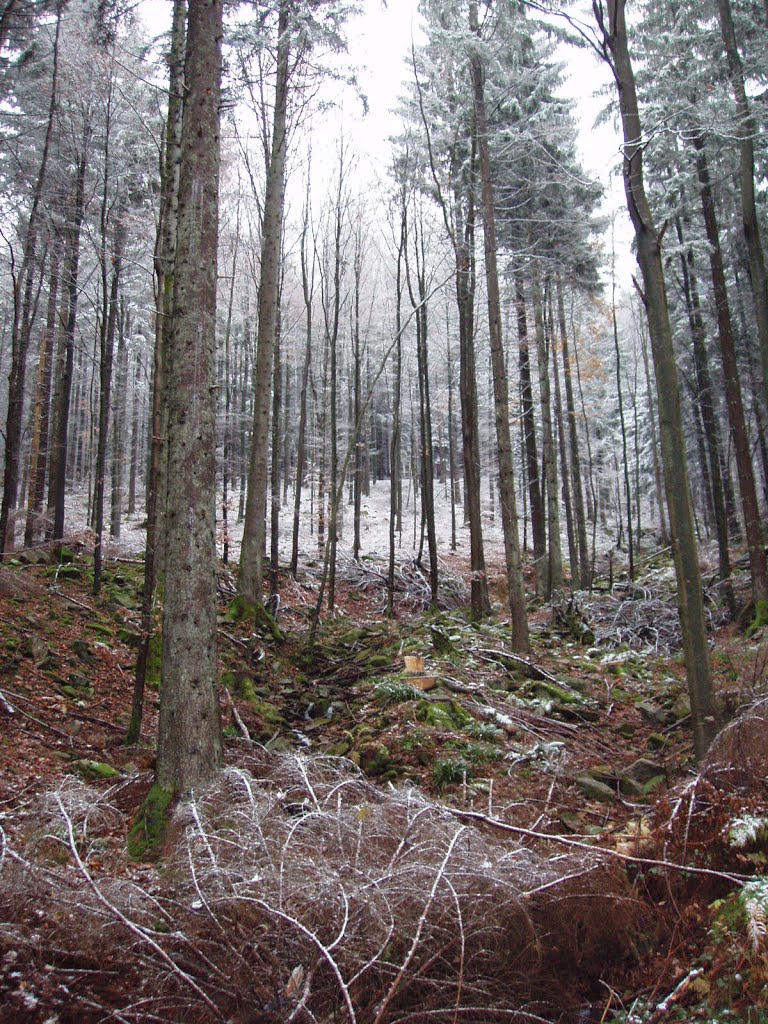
598, 0, 715, 759
0, 5, 61, 553
239, 0, 290, 607
269, 306, 282, 601
714, 0, 768, 410
48, 130, 89, 544
469, 0, 528, 647
691, 134, 768, 605
93, 217, 125, 595
156, 0, 224, 796
557, 281, 589, 588
387, 208, 406, 617
611, 269, 634, 581
532, 271, 562, 597
110, 302, 128, 540
24, 242, 60, 547
128, 0, 185, 746
291, 203, 313, 578
515, 273, 546, 596
675, 214, 733, 609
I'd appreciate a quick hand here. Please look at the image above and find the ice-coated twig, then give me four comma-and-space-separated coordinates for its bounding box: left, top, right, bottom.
53, 793, 226, 1022
373, 825, 468, 1024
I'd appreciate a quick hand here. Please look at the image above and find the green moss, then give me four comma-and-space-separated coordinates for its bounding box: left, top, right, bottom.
520, 679, 583, 704
146, 631, 162, 690
359, 743, 393, 777
416, 700, 473, 731
224, 597, 283, 641
221, 670, 254, 701
127, 783, 173, 861
746, 598, 768, 638
72, 759, 121, 781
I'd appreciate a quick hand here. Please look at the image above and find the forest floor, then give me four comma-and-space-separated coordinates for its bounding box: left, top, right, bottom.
0, 537, 767, 1022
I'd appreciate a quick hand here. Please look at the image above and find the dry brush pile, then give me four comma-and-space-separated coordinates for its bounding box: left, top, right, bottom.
0, 750, 646, 1024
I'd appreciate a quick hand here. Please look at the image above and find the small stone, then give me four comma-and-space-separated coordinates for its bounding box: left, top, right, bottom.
576, 775, 616, 802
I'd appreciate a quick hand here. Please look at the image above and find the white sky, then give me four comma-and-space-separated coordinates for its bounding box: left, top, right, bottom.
138, 0, 634, 285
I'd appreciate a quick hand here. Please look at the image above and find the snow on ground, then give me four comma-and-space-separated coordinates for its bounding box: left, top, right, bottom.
59, 477, 510, 568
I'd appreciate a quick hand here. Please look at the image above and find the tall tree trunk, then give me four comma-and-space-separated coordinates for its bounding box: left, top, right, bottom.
597, 0, 714, 759
0, 4, 61, 553
387, 207, 406, 617
239, 0, 290, 607
110, 301, 128, 540
691, 134, 768, 605
532, 271, 562, 597
269, 306, 282, 601
405, 210, 438, 605
675, 215, 733, 610
714, 0, 768, 410
156, 0, 224, 796
128, 0, 185, 746
291, 200, 313, 578
48, 129, 89, 544
469, 0, 528, 648
515, 273, 546, 596
611, 268, 634, 580
24, 242, 60, 547
557, 280, 589, 588
93, 217, 125, 595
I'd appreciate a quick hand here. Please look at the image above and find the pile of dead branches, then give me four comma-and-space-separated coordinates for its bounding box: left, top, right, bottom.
0, 753, 644, 1023
334, 551, 468, 612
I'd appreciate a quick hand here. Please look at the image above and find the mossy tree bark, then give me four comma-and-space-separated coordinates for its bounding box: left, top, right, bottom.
128, 0, 185, 747
596, 0, 715, 759
156, 0, 223, 795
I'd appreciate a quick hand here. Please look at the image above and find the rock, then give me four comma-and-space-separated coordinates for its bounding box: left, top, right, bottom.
671, 693, 691, 721
637, 701, 668, 726
647, 732, 668, 750
624, 757, 666, 786
71, 759, 121, 781
615, 722, 636, 738
576, 774, 616, 802
71, 639, 95, 665
359, 743, 392, 777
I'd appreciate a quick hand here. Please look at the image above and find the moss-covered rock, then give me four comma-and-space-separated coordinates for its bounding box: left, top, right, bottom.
71, 759, 121, 781
224, 597, 283, 641
128, 784, 173, 861
416, 699, 473, 731
359, 742, 392, 777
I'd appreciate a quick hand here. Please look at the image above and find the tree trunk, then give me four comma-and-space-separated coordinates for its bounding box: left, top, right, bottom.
557, 280, 590, 588
128, 0, 185, 746
691, 134, 768, 605
714, 0, 768, 410
597, 0, 715, 759
532, 271, 562, 597
24, 242, 60, 547
469, 0, 528, 647
239, 0, 290, 607
48, 129, 89, 544
0, 6, 61, 553
515, 273, 547, 596
156, 0, 224, 796
93, 217, 125, 596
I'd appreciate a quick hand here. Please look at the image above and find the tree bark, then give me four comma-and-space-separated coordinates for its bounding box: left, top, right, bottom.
469, 0, 528, 648
239, 0, 290, 606
156, 0, 223, 795
596, 0, 714, 759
